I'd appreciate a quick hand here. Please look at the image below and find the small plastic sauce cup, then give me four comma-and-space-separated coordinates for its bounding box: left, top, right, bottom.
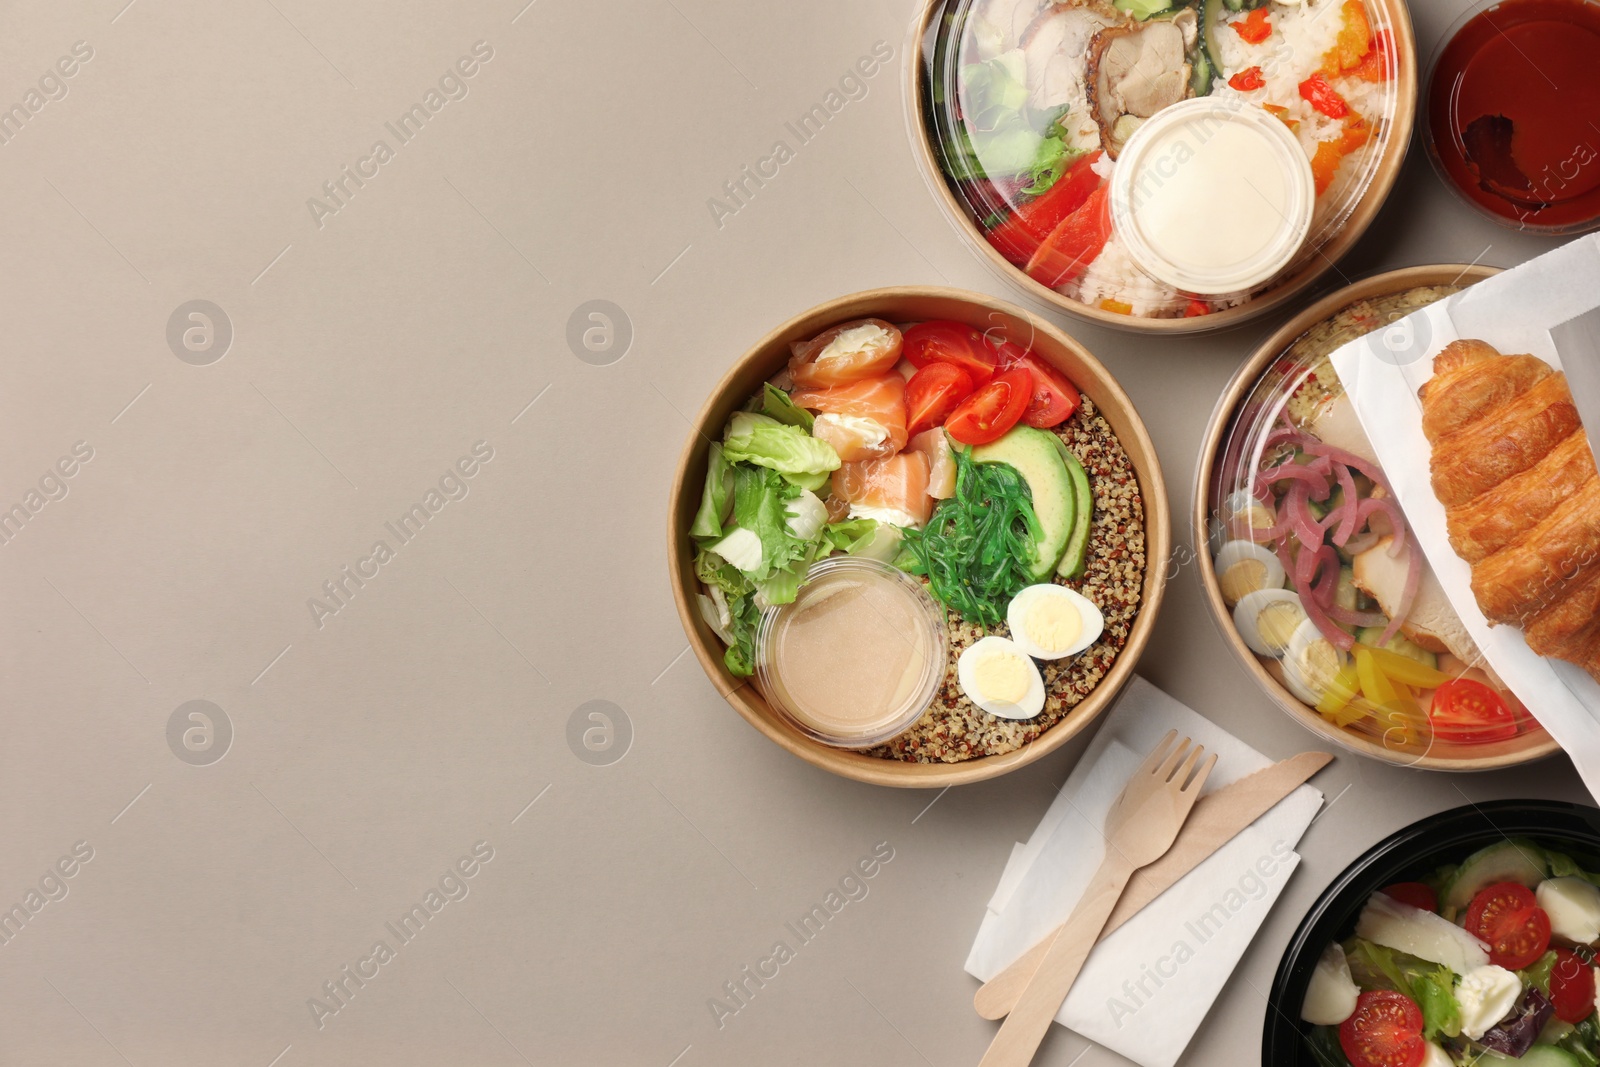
1110, 98, 1316, 296
754, 557, 947, 749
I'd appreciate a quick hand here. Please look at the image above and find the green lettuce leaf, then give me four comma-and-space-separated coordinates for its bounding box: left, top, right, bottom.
732, 466, 807, 582
761, 383, 813, 430
1411, 966, 1462, 1041
691, 442, 734, 540
1545, 849, 1600, 885
1114, 0, 1174, 18
1563, 1016, 1600, 1067
723, 412, 840, 477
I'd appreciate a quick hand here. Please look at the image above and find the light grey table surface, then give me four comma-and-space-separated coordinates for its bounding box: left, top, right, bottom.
0, 1, 1588, 1064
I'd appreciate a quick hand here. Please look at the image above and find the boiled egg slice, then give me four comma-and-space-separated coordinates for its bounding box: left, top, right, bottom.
1232, 589, 1307, 659
1215, 540, 1287, 607
958, 636, 1046, 720
1007, 584, 1104, 661
1282, 617, 1348, 706
1222, 489, 1277, 544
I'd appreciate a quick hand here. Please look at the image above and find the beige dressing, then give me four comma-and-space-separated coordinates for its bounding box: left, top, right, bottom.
761, 566, 939, 744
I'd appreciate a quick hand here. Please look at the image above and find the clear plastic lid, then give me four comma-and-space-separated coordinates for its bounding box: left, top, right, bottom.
914, 0, 1403, 321
1202, 278, 1549, 759
754, 557, 949, 749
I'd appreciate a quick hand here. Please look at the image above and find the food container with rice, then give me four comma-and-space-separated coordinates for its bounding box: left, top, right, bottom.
908, 0, 1415, 330
668, 288, 1169, 787
1197, 264, 1558, 770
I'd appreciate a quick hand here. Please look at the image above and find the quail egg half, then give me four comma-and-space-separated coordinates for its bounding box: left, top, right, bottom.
1215, 540, 1287, 607
1282, 617, 1348, 706
1222, 489, 1277, 544
1232, 589, 1308, 658
1006, 584, 1104, 661
957, 636, 1046, 720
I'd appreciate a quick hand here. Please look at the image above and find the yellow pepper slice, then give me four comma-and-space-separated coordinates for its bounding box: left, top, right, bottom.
1355, 643, 1450, 690
1316, 663, 1364, 727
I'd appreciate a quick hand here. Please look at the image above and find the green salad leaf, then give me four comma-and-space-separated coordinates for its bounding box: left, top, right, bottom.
1411, 967, 1462, 1041
1020, 125, 1084, 196
723, 412, 841, 478
1339, 938, 1462, 1041
1114, 0, 1175, 19
691, 442, 734, 540
761, 382, 813, 430
1563, 1016, 1600, 1067
731, 466, 808, 581
1545, 849, 1600, 886
1520, 950, 1560, 995
952, 57, 1083, 196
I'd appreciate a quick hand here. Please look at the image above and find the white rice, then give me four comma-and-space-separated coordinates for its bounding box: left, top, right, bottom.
1056, 0, 1387, 312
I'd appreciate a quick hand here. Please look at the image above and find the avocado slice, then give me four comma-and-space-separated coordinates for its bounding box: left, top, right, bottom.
971, 426, 1077, 581
1048, 437, 1094, 580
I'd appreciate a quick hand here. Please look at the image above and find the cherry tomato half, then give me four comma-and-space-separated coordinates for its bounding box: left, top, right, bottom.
1008, 355, 1082, 428
902, 321, 998, 386
1338, 990, 1425, 1067
1429, 678, 1518, 744
1550, 948, 1597, 1024
904, 362, 975, 438
1466, 882, 1551, 970
945, 368, 1032, 447
1381, 882, 1437, 913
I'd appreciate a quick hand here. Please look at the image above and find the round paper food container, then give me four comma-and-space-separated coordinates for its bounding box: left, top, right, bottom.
668, 286, 1170, 788
905, 0, 1417, 333
1195, 263, 1560, 771
1264, 800, 1600, 1065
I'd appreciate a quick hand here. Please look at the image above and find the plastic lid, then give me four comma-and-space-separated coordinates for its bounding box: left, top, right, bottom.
913, 0, 1402, 320
1109, 98, 1315, 295
754, 557, 947, 749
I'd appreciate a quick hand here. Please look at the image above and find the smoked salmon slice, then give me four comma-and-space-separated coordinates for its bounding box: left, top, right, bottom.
788, 319, 903, 388
908, 428, 957, 499
831, 451, 933, 529
791, 374, 909, 462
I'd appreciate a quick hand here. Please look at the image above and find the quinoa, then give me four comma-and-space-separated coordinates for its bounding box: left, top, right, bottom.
867, 396, 1148, 763
1283, 285, 1461, 425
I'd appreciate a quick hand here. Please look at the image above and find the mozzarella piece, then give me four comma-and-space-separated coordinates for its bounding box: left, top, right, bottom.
1419, 1042, 1453, 1067
1300, 942, 1360, 1026
1537, 877, 1600, 944
1456, 965, 1522, 1040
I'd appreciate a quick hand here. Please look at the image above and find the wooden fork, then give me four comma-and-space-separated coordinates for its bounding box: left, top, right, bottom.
977, 731, 1215, 1067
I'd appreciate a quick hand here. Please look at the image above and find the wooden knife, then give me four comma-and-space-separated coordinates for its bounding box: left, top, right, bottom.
972, 750, 1334, 1020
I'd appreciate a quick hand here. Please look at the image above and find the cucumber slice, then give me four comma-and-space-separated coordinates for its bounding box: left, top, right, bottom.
1355, 627, 1439, 670
1477, 1046, 1583, 1067
1443, 839, 1549, 913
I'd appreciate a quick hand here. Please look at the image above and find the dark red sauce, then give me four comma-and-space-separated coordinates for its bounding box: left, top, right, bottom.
1428, 0, 1600, 231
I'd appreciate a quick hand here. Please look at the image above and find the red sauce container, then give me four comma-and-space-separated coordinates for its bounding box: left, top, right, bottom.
1425, 0, 1600, 233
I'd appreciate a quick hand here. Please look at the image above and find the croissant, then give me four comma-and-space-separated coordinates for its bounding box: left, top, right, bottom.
1421, 341, 1600, 683
1445, 433, 1596, 564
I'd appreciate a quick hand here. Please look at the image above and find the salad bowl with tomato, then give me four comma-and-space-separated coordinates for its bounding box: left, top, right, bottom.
1197, 264, 1558, 771
668, 287, 1169, 787
907, 0, 1418, 332
1267, 801, 1600, 1067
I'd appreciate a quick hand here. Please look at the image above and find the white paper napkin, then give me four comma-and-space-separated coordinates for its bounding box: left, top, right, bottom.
966, 677, 1324, 1067
1327, 234, 1600, 801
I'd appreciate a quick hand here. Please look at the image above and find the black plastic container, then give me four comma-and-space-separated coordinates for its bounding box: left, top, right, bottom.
1263, 800, 1600, 1065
